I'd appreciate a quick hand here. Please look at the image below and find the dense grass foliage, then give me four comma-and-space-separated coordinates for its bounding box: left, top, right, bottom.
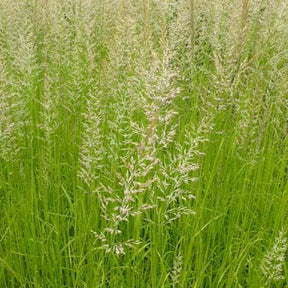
0, 1, 288, 287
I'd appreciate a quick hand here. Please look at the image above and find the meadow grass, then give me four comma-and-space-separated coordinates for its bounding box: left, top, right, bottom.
0, 0, 288, 287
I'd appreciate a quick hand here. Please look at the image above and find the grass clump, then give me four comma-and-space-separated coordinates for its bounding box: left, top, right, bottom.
0, 0, 287, 287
